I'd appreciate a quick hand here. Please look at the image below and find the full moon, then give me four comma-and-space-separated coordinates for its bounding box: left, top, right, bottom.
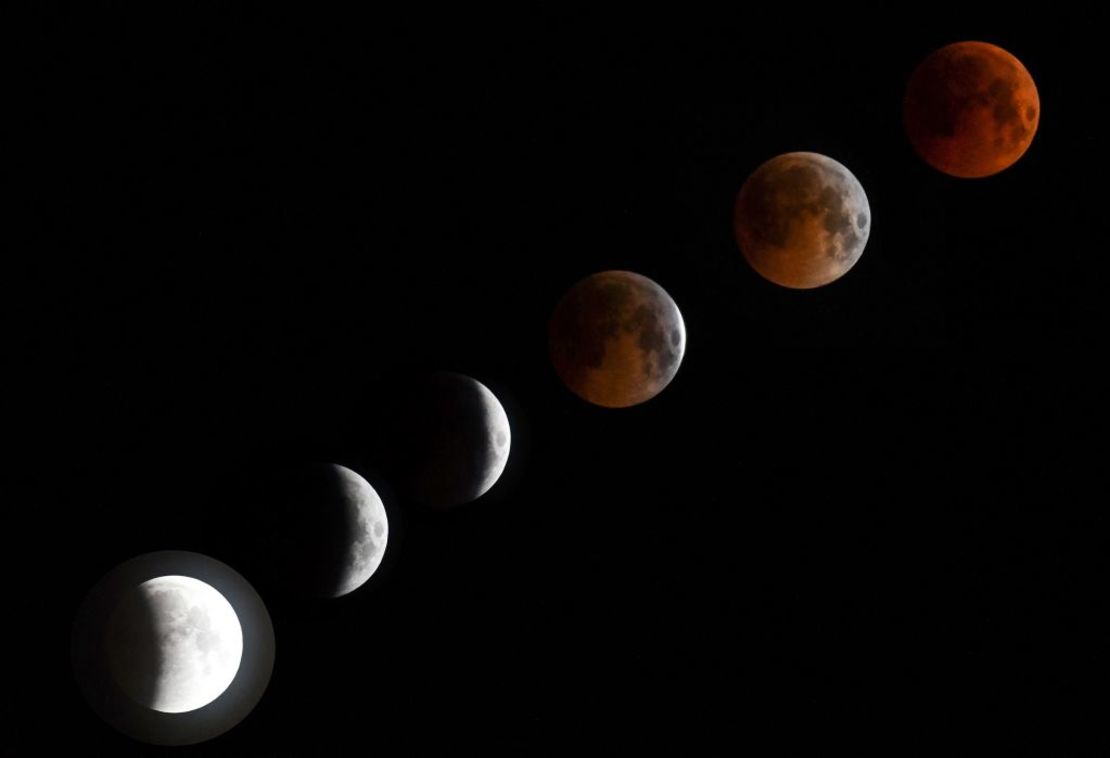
549, 270, 686, 408
734, 152, 871, 289
904, 41, 1039, 178
105, 575, 243, 714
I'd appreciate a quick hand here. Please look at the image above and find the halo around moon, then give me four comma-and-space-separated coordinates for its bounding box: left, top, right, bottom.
904, 41, 1039, 178
734, 152, 871, 289
72, 551, 275, 746
549, 270, 686, 408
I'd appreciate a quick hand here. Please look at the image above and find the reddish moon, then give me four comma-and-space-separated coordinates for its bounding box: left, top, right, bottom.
904, 41, 1039, 178
734, 152, 871, 289
549, 271, 686, 408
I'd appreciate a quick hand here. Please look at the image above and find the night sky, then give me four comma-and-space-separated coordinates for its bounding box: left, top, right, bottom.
11, 4, 1106, 754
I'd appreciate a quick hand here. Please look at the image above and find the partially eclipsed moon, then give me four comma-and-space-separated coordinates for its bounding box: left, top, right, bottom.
904, 41, 1039, 178
73, 550, 274, 746
549, 270, 686, 408
332, 465, 389, 597
385, 373, 511, 509
734, 152, 871, 289
106, 575, 243, 714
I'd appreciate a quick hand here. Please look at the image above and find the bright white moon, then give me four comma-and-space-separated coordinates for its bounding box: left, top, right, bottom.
334, 465, 390, 598
107, 575, 244, 714
475, 379, 511, 501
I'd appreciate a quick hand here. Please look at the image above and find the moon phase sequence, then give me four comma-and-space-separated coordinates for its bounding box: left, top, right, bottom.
65, 30, 1048, 751
549, 270, 686, 408
904, 41, 1039, 178
734, 152, 871, 289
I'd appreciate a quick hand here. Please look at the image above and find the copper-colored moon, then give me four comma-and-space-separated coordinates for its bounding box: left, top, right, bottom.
733, 152, 871, 289
904, 41, 1039, 178
549, 270, 686, 408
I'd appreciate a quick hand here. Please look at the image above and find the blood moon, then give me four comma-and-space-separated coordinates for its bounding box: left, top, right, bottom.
734, 152, 871, 289
549, 271, 686, 408
904, 41, 1039, 178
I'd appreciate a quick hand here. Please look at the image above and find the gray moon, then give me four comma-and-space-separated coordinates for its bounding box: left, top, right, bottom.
106, 575, 243, 713
384, 373, 511, 509
549, 270, 686, 408
243, 463, 390, 598
734, 152, 870, 289
329, 464, 389, 597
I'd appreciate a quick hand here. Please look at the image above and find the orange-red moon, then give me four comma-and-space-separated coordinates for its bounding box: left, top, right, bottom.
734, 152, 871, 289
904, 41, 1039, 178
549, 271, 686, 408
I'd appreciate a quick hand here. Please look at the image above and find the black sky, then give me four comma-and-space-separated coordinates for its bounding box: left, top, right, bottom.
9, 4, 1108, 754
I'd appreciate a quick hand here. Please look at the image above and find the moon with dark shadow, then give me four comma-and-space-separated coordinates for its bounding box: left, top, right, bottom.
72, 551, 275, 746
106, 575, 243, 713
734, 152, 871, 289
231, 463, 389, 598
549, 270, 686, 407
904, 41, 1039, 178
381, 372, 511, 509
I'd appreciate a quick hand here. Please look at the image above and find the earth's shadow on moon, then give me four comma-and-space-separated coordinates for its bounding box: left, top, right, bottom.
71, 551, 274, 746
205, 459, 400, 605
357, 371, 512, 511
549, 270, 686, 408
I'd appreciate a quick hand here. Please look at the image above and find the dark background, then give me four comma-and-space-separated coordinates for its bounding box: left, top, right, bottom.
9, 3, 1106, 754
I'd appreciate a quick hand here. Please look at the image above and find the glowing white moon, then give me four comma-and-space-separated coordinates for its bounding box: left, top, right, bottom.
475, 379, 511, 501
107, 575, 244, 714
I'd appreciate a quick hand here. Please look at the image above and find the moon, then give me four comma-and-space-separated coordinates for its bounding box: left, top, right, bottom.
383, 372, 511, 509
73, 551, 275, 745
549, 270, 686, 408
106, 576, 243, 713
904, 41, 1039, 178
733, 152, 871, 289
327, 465, 389, 596
218, 464, 390, 598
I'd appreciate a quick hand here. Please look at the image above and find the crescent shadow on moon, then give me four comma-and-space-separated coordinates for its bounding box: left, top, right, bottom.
216, 462, 390, 600
376, 371, 512, 509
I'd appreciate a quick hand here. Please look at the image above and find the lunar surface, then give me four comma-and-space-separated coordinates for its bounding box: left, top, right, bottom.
384, 373, 511, 508
549, 270, 686, 407
329, 465, 389, 597
72, 550, 274, 746
734, 152, 871, 289
904, 41, 1039, 178
238, 463, 389, 598
105, 575, 243, 714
